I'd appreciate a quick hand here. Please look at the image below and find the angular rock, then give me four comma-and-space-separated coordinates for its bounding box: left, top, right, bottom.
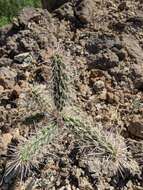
54, 2, 74, 20
89, 49, 119, 70
93, 80, 105, 93
127, 115, 143, 139
0, 58, 13, 67
0, 67, 17, 89
131, 64, 143, 90
86, 34, 122, 54
41, 0, 69, 12
127, 15, 143, 28
14, 52, 33, 67
75, 0, 94, 24
14, 7, 41, 28
123, 35, 143, 64
0, 133, 12, 153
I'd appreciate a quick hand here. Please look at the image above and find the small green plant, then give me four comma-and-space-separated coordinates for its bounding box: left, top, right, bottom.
5, 52, 139, 184
64, 117, 139, 176
5, 121, 59, 179
51, 54, 68, 112
0, 0, 41, 27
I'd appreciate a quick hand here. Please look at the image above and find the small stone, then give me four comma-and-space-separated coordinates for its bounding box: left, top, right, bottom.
123, 35, 143, 64
131, 64, 143, 91
15, 7, 41, 27
127, 115, 143, 139
134, 78, 143, 91
106, 92, 120, 104
118, 2, 127, 11
99, 89, 107, 100
0, 85, 4, 93
41, 0, 69, 12
89, 49, 119, 70
54, 2, 74, 20
75, 0, 94, 24
79, 84, 91, 97
0, 57, 13, 67
0, 133, 12, 152
14, 52, 33, 67
93, 80, 105, 93
8, 89, 20, 101
0, 67, 17, 89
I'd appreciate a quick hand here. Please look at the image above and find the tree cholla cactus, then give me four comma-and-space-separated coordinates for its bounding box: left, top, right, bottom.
64, 117, 139, 176
5, 121, 59, 180
4, 52, 139, 184
51, 54, 68, 112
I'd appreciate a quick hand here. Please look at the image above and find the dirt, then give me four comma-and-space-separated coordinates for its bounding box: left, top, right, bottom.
0, 0, 143, 189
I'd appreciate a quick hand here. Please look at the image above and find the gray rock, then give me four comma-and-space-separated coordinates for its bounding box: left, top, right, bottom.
14, 7, 41, 27
0, 67, 17, 89
131, 64, 143, 90
123, 35, 143, 64
127, 115, 143, 139
89, 49, 119, 70
75, 0, 94, 24
86, 34, 122, 54
54, 2, 74, 20
41, 0, 69, 12
0, 58, 13, 67
14, 52, 33, 67
93, 80, 105, 93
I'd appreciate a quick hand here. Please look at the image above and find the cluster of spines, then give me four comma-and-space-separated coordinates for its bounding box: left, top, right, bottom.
51, 54, 68, 112
5, 121, 58, 180
4, 51, 139, 184
30, 85, 53, 114
64, 116, 139, 176
5, 53, 69, 180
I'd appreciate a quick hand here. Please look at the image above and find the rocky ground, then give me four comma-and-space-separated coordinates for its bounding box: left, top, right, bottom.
0, 0, 143, 189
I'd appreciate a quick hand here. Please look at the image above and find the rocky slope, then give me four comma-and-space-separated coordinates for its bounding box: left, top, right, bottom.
0, 1, 143, 189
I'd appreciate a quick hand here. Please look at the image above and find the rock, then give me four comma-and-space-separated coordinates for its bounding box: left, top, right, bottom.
0, 67, 17, 89
0, 57, 13, 67
14, 52, 33, 67
0, 133, 12, 153
127, 15, 143, 28
42, 0, 69, 12
127, 115, 143, 139
34, 65, 53, 83
79, 84, 91, 97
99, 89, 107, 100
106, 92, 120, 104
54, 2, 74, 20
86, 34, 124, 67
93, 80, 105, 93
123, 35, 143, 64
89, 49, 119, 70
75, 0, 94, 24
86, 34, 122, 54
6, 38, 19, 57
134, 78, 143, 91
113, 49, 126, 61
14, 7, 41, 27
118, 2, 127, 11
19, 37, 39, 52
111, 21, 126, 32
8, 88, 20, 101
131, 64, 143, 90
0, 85, 4, 93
